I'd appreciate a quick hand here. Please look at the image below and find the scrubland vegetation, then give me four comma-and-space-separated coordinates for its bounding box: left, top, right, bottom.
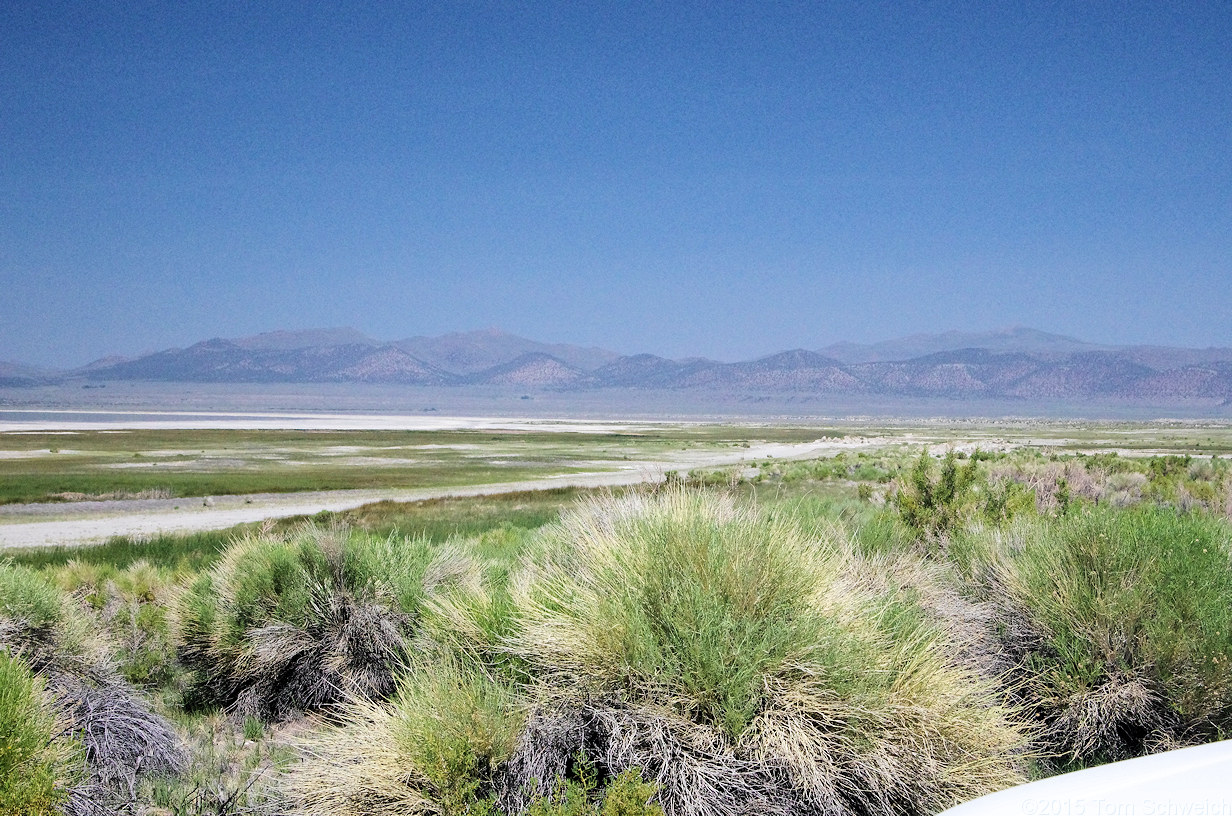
5, 438, 1232, 814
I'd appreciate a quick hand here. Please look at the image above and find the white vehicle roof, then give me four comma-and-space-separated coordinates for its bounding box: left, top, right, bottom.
940, 740, 1232, 815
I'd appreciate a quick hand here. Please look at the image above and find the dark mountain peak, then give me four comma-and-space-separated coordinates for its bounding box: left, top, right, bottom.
596, 353, 681, 372
593, 354, 687, 388
1054, 351, 1156, 378
906, 348, 1034, 366
747, 349, 844, 369
231, 327, 375, 351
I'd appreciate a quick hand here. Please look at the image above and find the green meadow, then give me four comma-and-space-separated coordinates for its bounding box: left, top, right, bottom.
0, 425, 837, 505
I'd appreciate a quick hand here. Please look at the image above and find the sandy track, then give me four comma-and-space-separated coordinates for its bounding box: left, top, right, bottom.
0, 440, 862, 548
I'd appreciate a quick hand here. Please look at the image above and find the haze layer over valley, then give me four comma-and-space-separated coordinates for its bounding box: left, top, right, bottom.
5, 327, 1232, 418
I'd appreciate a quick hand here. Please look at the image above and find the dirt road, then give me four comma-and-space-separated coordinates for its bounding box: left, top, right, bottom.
0, 439, 865, 548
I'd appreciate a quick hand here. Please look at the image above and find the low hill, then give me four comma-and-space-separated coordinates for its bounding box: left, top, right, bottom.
0, 359, 62, 387
466, 352, 587, 387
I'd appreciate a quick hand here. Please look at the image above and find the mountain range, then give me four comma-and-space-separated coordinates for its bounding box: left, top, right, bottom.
5, 327, 1232, 406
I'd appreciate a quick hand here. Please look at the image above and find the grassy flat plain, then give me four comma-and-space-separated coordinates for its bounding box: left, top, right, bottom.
0, 425, 833, 505
6, 418, 1232, 506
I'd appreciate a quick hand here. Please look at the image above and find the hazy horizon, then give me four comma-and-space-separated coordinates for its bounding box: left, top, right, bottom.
4, 3, 1229, 368
8, 322, 1232, 373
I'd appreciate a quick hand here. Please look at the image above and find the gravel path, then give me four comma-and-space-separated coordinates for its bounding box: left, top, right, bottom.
0, 440, 861, 548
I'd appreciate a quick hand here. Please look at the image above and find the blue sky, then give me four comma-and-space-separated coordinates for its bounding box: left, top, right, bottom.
2, 1, 1229, 367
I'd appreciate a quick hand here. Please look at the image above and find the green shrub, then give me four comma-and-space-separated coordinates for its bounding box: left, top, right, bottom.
979, 477, 1036, 526
504, 488, 1026, 816
596, 769, 662, 816
51, 559, 179, 687
1, 562, 186, 813
177, 523, 446, 719
524, 763, 662, 816
988, 505, 1232, 766
0, 561, 105, 676
0, 651, 79, 816
893, 450, 979, 540
285, 655, 522, 816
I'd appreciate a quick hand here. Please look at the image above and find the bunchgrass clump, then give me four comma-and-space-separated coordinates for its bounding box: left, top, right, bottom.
0, 651, 81, 816
0, 560, 107, 676
987, 505, 1232, 767
2, 561, 187, 814
51, 559, 180, 687
286, 654, 523, 816
176, 522, 444, 720
502, 488, 1027, 816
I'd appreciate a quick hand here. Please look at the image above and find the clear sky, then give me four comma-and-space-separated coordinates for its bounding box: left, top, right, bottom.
2, 1, 1229, 368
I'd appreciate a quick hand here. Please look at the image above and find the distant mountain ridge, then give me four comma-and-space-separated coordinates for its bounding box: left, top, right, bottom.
230, 327, 377, 351
394, 329, 620, 374
818, 327, 1115, 363
7, 327, 1232, 407
0, 359, 60, 387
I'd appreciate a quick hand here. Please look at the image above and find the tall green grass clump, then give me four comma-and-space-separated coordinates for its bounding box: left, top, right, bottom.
287, 653, 524, 816
0, 651, 80, 816
51, 559, 179, 687
0, 561, 106, 676
1, 562, 187, 814
988, 505, 1232, 767
502, 489, 1027, 816
177, 523, 445, 720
